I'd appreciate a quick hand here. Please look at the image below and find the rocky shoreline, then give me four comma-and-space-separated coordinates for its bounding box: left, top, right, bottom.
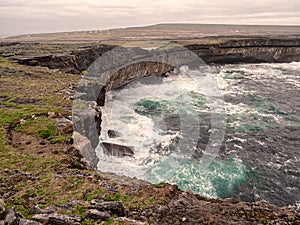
0, 36, 299, 224
1, 153, 299, 225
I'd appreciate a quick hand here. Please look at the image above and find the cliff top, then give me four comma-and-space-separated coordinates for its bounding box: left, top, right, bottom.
2, 23, 300, 44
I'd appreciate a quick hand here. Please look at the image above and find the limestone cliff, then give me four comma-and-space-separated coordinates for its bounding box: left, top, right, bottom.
10, 37, 300, 74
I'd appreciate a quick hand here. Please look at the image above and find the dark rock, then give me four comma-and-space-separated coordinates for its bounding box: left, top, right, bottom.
95, 110, 102, 136
101, 142, 134, 157
39, 140, 46, 145
4, 208, 19, 225
96, 87, 106, 107
19, 219, 42, 225
88, 201, 125, 217
0, 199, 6, 220
128, 211, 148, 222
65, 146, 83, 159
48, 214, 81, 225
85, 209, 110, 220
52, 150, 59, 154
107, 130, 122, 138
29, 206, 42, 215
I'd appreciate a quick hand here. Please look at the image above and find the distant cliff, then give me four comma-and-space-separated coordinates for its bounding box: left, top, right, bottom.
7, 37, 300, 74
184, 38, 300, 64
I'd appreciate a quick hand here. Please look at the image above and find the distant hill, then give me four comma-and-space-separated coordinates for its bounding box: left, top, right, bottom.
2, 23, 300, 43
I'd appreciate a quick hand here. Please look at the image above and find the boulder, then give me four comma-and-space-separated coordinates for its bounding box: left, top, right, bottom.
29, 205, 59, 215
48, 214, 81, 225
88, 201, 125, 217
107, 130, 122, 138
85, 209, 110, 220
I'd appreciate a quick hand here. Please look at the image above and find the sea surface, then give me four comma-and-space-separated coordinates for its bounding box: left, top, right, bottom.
95, 62, 300, 208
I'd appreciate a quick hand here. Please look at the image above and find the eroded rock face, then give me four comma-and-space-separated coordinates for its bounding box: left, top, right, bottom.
15, 45, 116, 74
72, 132, 98, 168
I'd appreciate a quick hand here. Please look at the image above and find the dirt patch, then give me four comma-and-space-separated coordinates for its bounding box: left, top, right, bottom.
11, 131, 68, 155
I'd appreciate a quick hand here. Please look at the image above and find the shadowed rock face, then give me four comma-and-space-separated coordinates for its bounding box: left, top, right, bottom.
15, 45, 116, 74
185, 38, 300, 64
13, 37, 300, 74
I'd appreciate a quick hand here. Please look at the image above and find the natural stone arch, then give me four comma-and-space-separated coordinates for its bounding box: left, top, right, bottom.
73, 43, 226, 169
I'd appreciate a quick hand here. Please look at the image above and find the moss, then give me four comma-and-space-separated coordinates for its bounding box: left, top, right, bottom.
104, 218, 114, 225
145, 197, 154, 205
72, 205, 87, 221
153, 183, 164, 188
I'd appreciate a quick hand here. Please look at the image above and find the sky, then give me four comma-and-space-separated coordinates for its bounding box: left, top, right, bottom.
1, 0, 300, 37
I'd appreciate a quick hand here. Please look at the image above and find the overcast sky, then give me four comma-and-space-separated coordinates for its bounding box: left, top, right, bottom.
1, 0, 300, 37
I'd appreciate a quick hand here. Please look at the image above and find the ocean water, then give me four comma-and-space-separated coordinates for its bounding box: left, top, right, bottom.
96, 63, 300, 207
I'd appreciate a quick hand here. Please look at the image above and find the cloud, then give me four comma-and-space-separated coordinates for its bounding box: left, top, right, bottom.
0, 0, 299, 37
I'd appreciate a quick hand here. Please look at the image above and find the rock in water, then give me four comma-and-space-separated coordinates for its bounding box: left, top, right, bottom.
107, 130, 122, 138
101, 142, 134, 157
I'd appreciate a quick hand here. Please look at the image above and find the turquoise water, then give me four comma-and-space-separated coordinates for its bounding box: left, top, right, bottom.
96, 63, 300, 207
146, 156, 247, 198
96, 70, 247, 198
